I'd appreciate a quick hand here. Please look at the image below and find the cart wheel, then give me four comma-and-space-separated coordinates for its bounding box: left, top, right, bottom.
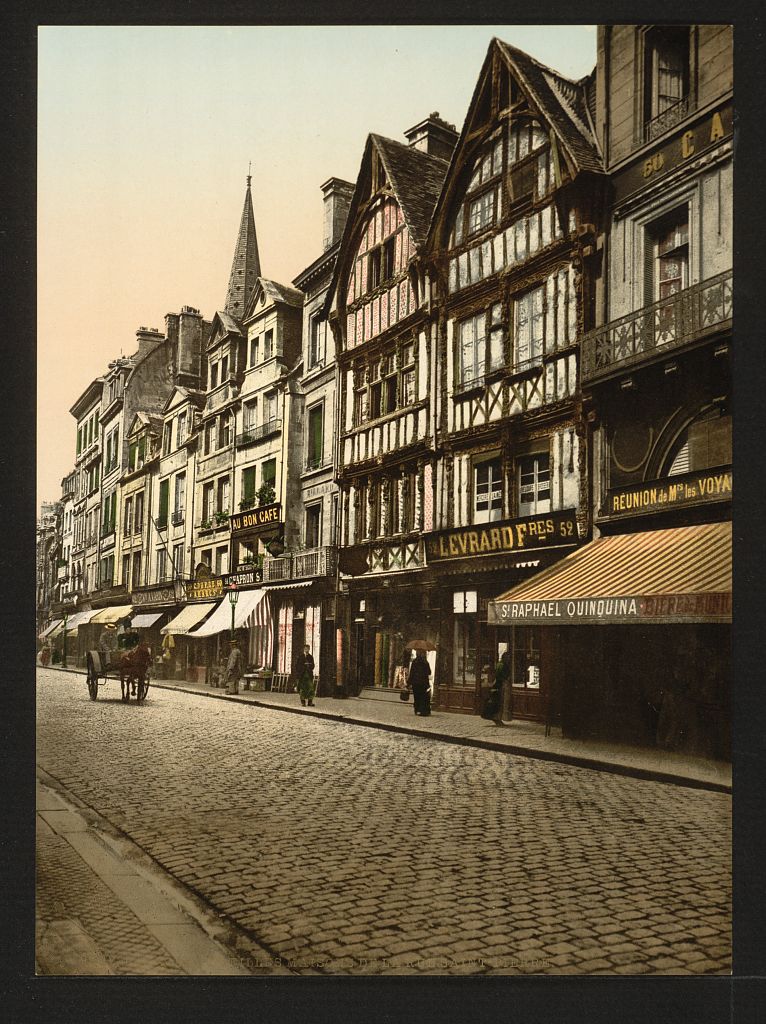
120, 675, 130, 702
86, 666, 99, 701
137, 674, 149, 703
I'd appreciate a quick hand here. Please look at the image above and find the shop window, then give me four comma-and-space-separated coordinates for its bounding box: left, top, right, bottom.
453, 590, 478, 614
474, 459, 503, 524
305, 504, 321, 549
511, 628, 541, 690
453, 618, 477, 688
644, 26, 691, 141
518, 453, 551, 517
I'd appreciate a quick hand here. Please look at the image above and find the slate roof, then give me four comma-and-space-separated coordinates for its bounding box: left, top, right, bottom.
369, 134, 451, 247
258, 277, 304, 309
224, 180, 261, 318
495, 40, 602, 174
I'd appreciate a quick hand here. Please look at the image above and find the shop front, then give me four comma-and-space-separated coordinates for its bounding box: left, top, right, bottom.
488, 520, 732, 757
267, 581, 334, 693
424, 509, 581, 718
186, 578, 272, 684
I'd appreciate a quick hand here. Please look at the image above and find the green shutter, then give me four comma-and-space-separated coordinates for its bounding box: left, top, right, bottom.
159, 479, 169, 522
243, 467, 256, 501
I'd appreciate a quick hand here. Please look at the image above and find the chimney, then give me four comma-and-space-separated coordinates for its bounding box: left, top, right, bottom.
403, 112, 458, 162
177, 306, 204, 383
321, 177, 355, 251
135, 325, 164, 359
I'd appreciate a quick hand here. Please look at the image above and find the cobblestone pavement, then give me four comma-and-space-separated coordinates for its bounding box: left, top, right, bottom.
36, 668, 731, 976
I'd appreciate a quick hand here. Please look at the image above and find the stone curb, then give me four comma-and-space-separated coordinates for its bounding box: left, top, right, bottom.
41, 666, 731, 794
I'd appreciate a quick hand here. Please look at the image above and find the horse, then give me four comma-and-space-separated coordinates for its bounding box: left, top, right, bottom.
118, 641, 152, 698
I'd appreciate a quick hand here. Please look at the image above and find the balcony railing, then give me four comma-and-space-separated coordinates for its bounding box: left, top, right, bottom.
263, 546, 338, 583
644, 96, 691, 143
581, 271, 732, 384
235, 419, 282, 448
171, 510, 185, 526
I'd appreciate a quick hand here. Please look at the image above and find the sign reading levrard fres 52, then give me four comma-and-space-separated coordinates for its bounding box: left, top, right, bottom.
424, 509, 578, 563
229, 503, 282, 534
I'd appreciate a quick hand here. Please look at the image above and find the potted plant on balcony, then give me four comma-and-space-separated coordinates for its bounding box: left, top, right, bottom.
215, 509, 230, 526
201, 518, 213, 530
239, 497, 255, 511
257, 483, 276, 507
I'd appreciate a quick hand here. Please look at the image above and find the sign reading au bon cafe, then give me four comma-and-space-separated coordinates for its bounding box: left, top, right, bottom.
603, 467, 731, 520
424, 509, 578, 564
229, 502, 282, 535
488, 591, 731, 625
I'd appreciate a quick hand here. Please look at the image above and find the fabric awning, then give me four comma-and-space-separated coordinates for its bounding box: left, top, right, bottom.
131, 613, 164, 629
65, 609, 99, 630
39, 619, 62, 639
488, 521, 731, 625
90, 605, 133, 624
262, 580, 314, 591
161, 601, 218, 636
188, 589, 268, 637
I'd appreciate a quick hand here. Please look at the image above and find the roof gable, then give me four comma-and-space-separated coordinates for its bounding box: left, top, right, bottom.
206, 310, 244, 350
244, 276, 304, 320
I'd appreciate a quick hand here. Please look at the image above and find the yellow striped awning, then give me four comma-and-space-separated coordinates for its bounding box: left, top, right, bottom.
90, 605, 133, 624
488, 521, 731, 625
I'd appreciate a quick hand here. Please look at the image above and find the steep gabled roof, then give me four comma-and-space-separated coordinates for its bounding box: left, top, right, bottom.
428, 38, 603, 248
206, 309, 245, 350
244, 276, 304, 319
370, 135, 450, 247
496, 41, 602, 174
325, 132, 451, 316
127, 411, 163, 438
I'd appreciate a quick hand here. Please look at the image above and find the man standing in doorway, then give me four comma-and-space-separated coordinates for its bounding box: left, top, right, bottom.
493, 650, 512, 726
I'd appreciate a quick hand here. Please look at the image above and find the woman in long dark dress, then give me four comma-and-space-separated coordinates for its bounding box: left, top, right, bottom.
408, 650, 432, 716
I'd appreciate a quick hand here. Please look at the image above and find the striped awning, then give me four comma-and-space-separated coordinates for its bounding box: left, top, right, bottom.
131, 613, 164, 629
488, 521, 731, 625
39, 619, 62, 639
188, 589, 268, 637
161, 601, 217, 636
44, 609, 99, 637
90, 605, 133, 624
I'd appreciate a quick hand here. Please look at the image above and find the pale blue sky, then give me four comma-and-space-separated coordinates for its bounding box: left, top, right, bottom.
38, 25, 596, 503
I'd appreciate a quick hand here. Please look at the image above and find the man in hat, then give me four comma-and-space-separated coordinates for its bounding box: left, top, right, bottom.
295, 644, 316, 707
225, 637, 244, 695
98, 622, 118, 666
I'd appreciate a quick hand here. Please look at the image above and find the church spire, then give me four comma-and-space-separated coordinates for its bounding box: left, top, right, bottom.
224, 171, 261, 317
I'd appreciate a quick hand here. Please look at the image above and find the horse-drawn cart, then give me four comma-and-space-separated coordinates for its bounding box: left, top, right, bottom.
85, 645, 151, 703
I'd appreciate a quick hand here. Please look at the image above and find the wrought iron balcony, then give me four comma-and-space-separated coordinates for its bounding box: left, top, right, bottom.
263, 546, 338, 583
235, 419, 282, 448
644, 96, 691, 143
581, 271, 732, 384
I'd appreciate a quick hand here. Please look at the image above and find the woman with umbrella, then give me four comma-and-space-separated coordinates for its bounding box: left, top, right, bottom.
406, 639, 434, 717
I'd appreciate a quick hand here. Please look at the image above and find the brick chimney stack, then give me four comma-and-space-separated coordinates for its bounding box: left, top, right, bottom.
404, 112, 458, 162
321, 177, 355, 251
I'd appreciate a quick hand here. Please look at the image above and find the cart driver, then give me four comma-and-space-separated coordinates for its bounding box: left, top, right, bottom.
98, 622, 118, 665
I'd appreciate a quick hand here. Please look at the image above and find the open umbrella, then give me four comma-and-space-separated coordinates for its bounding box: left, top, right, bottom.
405, 639, 436, 651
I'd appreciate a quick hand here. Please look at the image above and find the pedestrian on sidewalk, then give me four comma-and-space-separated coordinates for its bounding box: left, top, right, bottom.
492, 650, 512, 726
408, 649, 431, 716
296, 644, 316, 706
225, 638, 244, 695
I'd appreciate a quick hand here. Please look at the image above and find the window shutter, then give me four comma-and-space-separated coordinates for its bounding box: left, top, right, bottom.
644, 231, 656, 306
159, 479, 169, 521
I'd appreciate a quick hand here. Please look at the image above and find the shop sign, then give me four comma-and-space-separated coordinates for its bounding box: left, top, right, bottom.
488, 591, 731, 625
132, 583, 182, 607
225, 565, 263, 587
602, 467, 731, 520
424, 509, 578, 564
614, 102, 732, 204
229, 502, 282, 535
186, 576, 225, 601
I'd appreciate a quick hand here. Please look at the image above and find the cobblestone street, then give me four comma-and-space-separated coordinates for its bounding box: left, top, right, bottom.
36, 668, 731, 976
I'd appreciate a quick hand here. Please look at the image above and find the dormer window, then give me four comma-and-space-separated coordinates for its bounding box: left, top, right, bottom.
220, 354, 229, 380
210, 361, 219, 389
264, 330, 274, 360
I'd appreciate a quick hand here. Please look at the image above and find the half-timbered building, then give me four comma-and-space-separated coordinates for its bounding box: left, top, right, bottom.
327, 115, 457, 697
426, 39, 608, 718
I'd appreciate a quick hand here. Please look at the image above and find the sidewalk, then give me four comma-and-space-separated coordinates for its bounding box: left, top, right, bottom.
42, 666, 731, 792
36, 774, 285, 976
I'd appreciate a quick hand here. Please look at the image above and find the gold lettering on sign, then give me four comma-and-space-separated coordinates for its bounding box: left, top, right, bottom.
710, 111, 725, 143
681, 131, 695, 159
642, 151, 665, 178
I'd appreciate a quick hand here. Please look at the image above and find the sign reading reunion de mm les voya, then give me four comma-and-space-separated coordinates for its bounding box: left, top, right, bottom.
424, 509, 579, 563
602, 467, 731, 520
